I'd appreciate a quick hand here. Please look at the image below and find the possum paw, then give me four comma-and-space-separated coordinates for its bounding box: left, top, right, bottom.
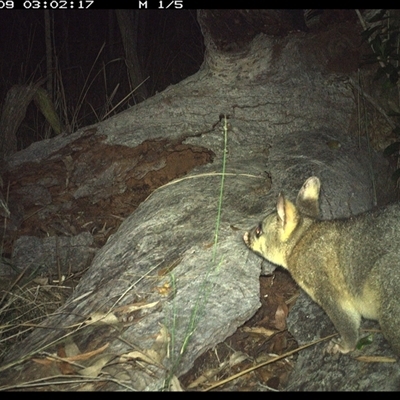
326, 338, 353, 355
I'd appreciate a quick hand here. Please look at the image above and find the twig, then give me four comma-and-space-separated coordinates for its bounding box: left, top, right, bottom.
203, 333, 338, 391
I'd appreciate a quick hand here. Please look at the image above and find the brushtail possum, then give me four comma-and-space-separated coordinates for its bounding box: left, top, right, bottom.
243, 176, 400, 355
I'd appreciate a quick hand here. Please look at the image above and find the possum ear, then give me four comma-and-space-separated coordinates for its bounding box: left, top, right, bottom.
296, 176, 321, 218
277, 193, 299, 242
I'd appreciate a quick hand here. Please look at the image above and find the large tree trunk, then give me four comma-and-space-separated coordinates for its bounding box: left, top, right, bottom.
115, 10, 149, 103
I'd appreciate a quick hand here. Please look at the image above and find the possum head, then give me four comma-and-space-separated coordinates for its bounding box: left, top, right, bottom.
243, 176, 321, 268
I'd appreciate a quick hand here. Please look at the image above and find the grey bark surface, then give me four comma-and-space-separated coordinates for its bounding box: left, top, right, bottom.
11, 233, 96, 276
0, 13, 398, 391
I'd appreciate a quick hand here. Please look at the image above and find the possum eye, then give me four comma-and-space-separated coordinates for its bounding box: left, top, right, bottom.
255, 224, 263, 237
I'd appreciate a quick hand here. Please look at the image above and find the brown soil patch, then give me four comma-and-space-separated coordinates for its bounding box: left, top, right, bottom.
2, 132, 214, 253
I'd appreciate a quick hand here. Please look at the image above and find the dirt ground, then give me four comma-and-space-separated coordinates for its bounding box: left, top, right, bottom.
180, 270, 299, 391
0, 138, 300, 391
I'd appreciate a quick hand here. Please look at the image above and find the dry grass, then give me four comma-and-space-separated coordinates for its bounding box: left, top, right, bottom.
0, 271, 79, 362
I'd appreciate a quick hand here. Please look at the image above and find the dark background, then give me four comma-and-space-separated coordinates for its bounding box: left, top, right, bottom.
0, 9, 204, 148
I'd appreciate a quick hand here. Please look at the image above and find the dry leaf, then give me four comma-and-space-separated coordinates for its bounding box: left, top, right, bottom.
32, 358, 53, 366
229, 351, 249, 367
78, 354, 114, 377
120, 350, 157, 365
85, 312, 119, 326
64, 343, 110, 362
64, 337, 80, 358
77, 383, 95, 391
187, 367, 222, 389
57, 345, 76, 375
168, 375, 184, 391
242, 326, 277, 337
114, 300, 159, 314
120, 325, 169, 367
151, 324, 169, 359
274, 304, 288, 331
33, 277, 49, 285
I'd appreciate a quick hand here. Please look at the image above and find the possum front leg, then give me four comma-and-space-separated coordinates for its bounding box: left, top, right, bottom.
316, 296, 362, 354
